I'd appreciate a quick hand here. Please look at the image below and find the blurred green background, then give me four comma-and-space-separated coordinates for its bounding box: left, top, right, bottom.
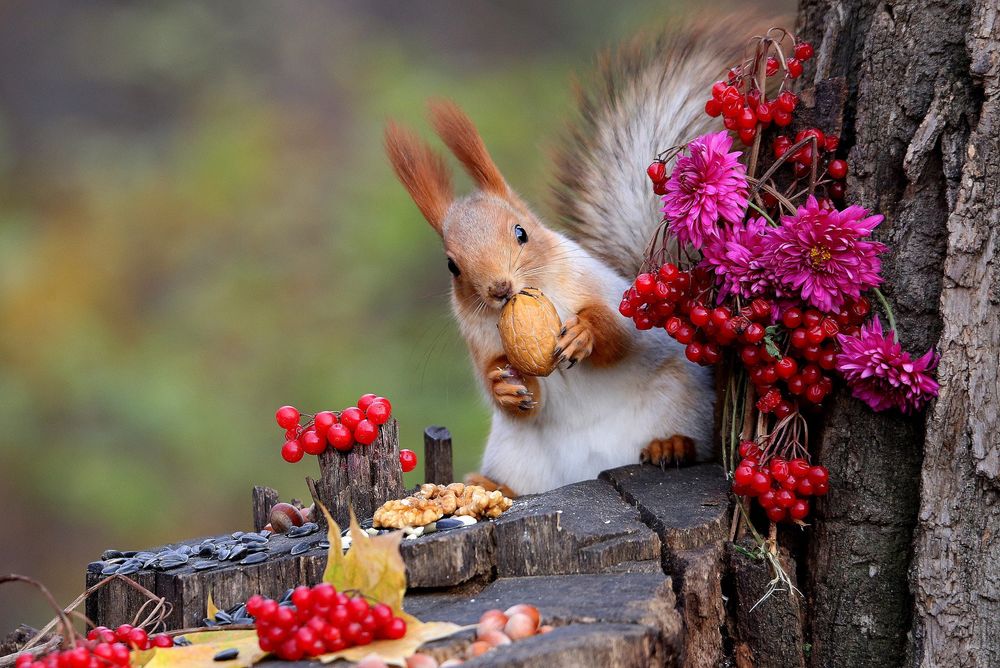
0, 0, 787, 633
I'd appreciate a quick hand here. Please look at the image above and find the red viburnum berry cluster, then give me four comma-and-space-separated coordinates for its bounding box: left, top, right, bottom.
702, 39, 814, 146
619, 263, 873, 417
15, 626, 174, 668
771, 128, 848, 204
732, 440, 829, 523
276, 394, 393, 463
248, 584, 406, 661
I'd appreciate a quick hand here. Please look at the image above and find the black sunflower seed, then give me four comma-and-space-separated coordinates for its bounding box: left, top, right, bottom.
87, 561, 106, 574
213, 649, 239, 661
240, 552, 268, 565
100, 563, 120, 576
194, 561, 217, 571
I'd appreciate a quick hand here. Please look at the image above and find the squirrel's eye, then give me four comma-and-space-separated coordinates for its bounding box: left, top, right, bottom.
514, 224, 528, 245
447, 257, 461, 277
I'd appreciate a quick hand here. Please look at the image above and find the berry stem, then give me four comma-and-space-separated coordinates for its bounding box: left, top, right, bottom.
872, 288, 898, 333
747, 201, 778, 227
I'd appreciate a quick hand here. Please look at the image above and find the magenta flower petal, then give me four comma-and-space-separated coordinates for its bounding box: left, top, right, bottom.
836, 316, 940, 413
700, 216, 772, 301
662, 131, 749, 250
764, 196, 886, 312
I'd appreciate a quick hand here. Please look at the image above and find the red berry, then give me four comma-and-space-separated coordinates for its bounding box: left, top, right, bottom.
710, 307, 731, 327
327, 424, 354, 451
787, 375, 806, 395
653, 180, 668, 196
740, 345, 761, 367
743, 323, 766, 344
127, 628, 149, 650
689, 304, 710, 327
805, 325, 825, 346
766, 56, 779, 76
366, 401, 391, 425
702, 341, 722, 364
794, 41, 814, 61
750, 471, 772, 496
808, 466, 829, 485
685, 342, 703, 364
314, 411, 337, 433
786, 57, 803, 78
399, 449, 418, 473
281, 439, 304, 463
829, 181, 846, 200
647, 161, 667, 182
774, 109, 792, 127
766, 506, 787, 523
382, 618, 407, 641
774, 400, 794, 419
635, 273, 656, 296
340, 406, 364, 431
734, 466, 754, 487
737, 107, 757, 129
151, 633, 173, 648
824, 135, 840, 152
291, 585, 313, 610
789, 458, 811, 477
756, 102, 773, 124
773, 136, 792, 158
782, 307, 803, 329
347, 597, 370, 622
658, 263, 679, 281
357, 394, 378, 411
276, 406, 300, 430
797, 478, 815, 496
814, 481, 830, 495
776, 91, 798, 112
711, 81, 727, 100
775, 489, 796, 509
790, 500, 810, 520
800, 364, 822, 385
619, 298, 637, 318
354, 419, 379, 445
775, 357, 798, 379
738, 127, 757, 145
828, 159, 848, 179
675, 324, 695, 345
301, 430, 325, 456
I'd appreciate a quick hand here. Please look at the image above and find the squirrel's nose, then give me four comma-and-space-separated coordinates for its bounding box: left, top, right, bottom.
488, 280, 513, 302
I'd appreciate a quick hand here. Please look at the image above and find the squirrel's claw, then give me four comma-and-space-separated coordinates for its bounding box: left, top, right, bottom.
556, 315, 593, 369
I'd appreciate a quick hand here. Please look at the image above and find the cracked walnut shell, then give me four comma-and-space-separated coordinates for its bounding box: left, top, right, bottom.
372, 497, 444, 529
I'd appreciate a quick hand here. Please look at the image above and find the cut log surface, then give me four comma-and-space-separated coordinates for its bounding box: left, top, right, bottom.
85, 464, 733, 666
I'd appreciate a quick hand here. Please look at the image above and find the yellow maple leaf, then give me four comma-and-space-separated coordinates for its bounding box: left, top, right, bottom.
132, 630, 264, 668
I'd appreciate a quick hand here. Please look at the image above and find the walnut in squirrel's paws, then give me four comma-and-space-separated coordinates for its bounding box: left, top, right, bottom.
641, 435, 697, 468
554, 315, 594, 369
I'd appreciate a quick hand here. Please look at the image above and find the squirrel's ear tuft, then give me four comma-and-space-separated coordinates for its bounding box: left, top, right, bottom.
428, 99, 508, 198
384, 121, 453, 235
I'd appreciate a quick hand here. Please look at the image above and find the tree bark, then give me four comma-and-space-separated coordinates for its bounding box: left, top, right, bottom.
794, 0, 992, 666
910, 2, 1000, 666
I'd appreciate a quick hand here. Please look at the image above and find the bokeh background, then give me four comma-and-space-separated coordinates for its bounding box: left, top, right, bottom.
0, 0, 788, 633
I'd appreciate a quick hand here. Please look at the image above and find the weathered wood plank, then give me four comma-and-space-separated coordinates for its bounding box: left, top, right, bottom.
316, 419, 403, 528
423, 425, 453, 485
599, 464, 730, 572
492, 479, 661, 577
251, 486, 280, 533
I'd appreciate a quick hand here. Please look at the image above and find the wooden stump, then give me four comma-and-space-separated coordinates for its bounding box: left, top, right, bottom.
251, 486, 279, 533
423, 425, 453, 485
315, 418, 403, 527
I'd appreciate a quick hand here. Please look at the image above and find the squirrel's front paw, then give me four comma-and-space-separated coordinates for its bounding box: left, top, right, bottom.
487, 366, 537, 414
554, 315, 593, 369
641, 435, 697, 468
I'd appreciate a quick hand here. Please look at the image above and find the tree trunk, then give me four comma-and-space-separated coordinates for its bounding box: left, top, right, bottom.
794, 0, 997, 666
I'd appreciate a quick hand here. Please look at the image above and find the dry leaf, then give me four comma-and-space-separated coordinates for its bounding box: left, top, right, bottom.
132, 630, 263, 668
206, 592, 219, 620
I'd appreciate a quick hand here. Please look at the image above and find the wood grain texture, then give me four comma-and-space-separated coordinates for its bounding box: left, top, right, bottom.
910, 0, 1000, 665
423, 425, 454, 485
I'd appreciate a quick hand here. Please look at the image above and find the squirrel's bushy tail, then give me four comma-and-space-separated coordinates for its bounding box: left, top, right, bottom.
551, 19, 762, 279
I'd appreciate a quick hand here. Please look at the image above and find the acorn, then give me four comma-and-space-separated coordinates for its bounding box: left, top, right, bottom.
497, 287, 562, 377
268, 503, 305, 534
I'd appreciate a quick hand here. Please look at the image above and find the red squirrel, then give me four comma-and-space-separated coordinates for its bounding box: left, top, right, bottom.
385, 28, 741, 496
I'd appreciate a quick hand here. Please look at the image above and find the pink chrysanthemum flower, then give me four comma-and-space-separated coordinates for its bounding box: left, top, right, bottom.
700, 216, 771, 300
662, 131, 749, 249
764, 196, 886, 313
836, 316, 939, 413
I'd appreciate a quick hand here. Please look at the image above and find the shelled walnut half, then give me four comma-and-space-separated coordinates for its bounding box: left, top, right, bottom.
372, 483, 513, 529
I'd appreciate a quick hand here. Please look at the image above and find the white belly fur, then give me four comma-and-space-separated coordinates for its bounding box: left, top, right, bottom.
478, 257, 715, 495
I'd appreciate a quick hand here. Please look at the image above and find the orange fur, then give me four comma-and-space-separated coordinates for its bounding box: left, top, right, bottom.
429, 99, 508, 197
384, 122, 453, 234
484, 354, 541, 418
574, 303, 632, 367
